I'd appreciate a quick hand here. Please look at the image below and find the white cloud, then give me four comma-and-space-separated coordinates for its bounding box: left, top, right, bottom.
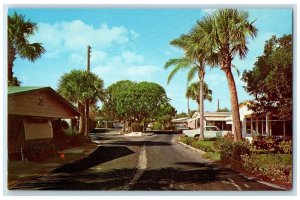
91, 51, 161, 86
121, 51, 144, 64
30, 20, 138, 58
202, 9, 217, 14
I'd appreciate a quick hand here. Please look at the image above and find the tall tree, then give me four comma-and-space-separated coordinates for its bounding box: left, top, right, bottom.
103, 80, 170, 132
195, 9, 258, 141
58, 70, 104, 135
8, 12, 45, 85
242, 34, 292, 119
186, 81, 213, 111
164, 33, 216, 140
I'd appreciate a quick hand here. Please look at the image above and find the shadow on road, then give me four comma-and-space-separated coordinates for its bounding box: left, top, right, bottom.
12, 164, 281, 190
106, 140, 172, 147
52, 146, 134, 173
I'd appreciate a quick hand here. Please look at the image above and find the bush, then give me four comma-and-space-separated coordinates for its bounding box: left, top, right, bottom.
213, 134, 234, 163
214, 135, 251, 165
131, 122, 142, 132
64, 127, 78, 136
152, 122, 162, 130
278, 140, 292, 154
241, 154, 292, 182
252, 136, 283, 152
26, 141, 58, 161
179, 136, 196, 145
232, 140, 251, 164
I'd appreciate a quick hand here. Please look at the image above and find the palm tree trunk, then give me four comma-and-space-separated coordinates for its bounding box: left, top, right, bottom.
187, 98, 190, 116
223, 68, 242, 142
85, 100, 89, 136
8, 44, 16, 84
198, 78, 205, 140
78, 102, 86, 135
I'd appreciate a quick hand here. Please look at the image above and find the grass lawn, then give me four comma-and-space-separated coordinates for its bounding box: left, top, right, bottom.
203, 152, 221, 161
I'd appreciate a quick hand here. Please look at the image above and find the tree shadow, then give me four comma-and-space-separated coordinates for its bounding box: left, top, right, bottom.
11, 163, 282, 191
106, 140, 172, 147
52, 146, 134, 173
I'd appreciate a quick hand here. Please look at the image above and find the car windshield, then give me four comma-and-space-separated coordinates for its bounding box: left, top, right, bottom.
205, 127, 220, 131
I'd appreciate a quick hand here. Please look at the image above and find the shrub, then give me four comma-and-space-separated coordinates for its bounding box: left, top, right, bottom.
152, 122, 162, 130
26, 141, 58, 161
278, 140, 292, 154
241, 154, 292, 182
216, 137, 234, 164
179, 136, 196, 145
232, 140, 251, 164
131, 122, 142, 132
252, 136, 284, 152
64, 127, 78, 136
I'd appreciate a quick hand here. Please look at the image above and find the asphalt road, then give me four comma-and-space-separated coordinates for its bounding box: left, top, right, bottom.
10, 132, 286, 191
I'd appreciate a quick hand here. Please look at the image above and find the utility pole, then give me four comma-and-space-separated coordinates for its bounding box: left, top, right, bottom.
85, 45, 91, 136
217, 99, 220, 111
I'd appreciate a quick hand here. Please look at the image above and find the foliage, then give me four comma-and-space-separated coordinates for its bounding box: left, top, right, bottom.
188, 110, 197, 118
57, 70, 104, 134
131, 122, 142, 132
203, 152, 221, 161
214, 134, 250, 164
152, 122, 163, 130
179, 136, 196, 146
8, 12, 45, 84
242, 34, 292, 119
232, 141, 251, 164
216, 107, 230, 112
102, 80, 170, 131
175, 112, 188, 118
278, 140, 292, 154
58, 70, 104, 104
241, 154, 292, 182
193, 9, 258, 141
191, 141, 215, 152
26, 141, 57, 161
252, 136, 288, 153
186, 81, 213, 105
155, 103, 177, 129
179, 136, 215, 152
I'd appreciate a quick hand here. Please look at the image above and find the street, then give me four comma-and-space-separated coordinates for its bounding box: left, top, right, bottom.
10, 132, 285, 191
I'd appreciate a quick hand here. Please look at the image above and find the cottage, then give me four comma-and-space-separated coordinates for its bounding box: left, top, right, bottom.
8, 86, 80, 160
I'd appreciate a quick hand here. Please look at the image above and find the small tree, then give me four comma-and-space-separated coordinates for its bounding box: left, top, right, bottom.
58, 70, 104, 135
242, 34, 292, 119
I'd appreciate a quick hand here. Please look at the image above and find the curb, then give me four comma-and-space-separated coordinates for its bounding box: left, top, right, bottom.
175, 137, 290, 191
177, 140, 206, 155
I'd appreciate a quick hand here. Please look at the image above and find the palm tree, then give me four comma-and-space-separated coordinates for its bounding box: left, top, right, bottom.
186, 81, 212, 111
164, 33, 216, 140
194, 9, 257, 141
58, 70, 104, 136
8, 12, 45, 85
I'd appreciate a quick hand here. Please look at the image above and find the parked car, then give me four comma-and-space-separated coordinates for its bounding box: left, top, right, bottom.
182, 126, 229, 138
113, 123, 123, 129
175, 124, 189, 134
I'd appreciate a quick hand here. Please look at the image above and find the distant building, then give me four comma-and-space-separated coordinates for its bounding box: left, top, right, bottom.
187, 103, 292, 142
8, 86, 80, 160
187, 112, 232, 131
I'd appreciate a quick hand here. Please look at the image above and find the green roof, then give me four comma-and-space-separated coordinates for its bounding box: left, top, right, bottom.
8, 86, 46, 95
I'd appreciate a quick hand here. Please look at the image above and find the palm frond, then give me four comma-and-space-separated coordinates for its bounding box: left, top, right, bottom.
187, 66, 198, 83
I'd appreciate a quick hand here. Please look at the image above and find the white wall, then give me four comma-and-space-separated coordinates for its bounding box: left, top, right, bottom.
23, 119, 53, 140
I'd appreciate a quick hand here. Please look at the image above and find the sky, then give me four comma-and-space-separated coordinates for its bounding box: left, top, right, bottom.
7, 7, 293, 113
